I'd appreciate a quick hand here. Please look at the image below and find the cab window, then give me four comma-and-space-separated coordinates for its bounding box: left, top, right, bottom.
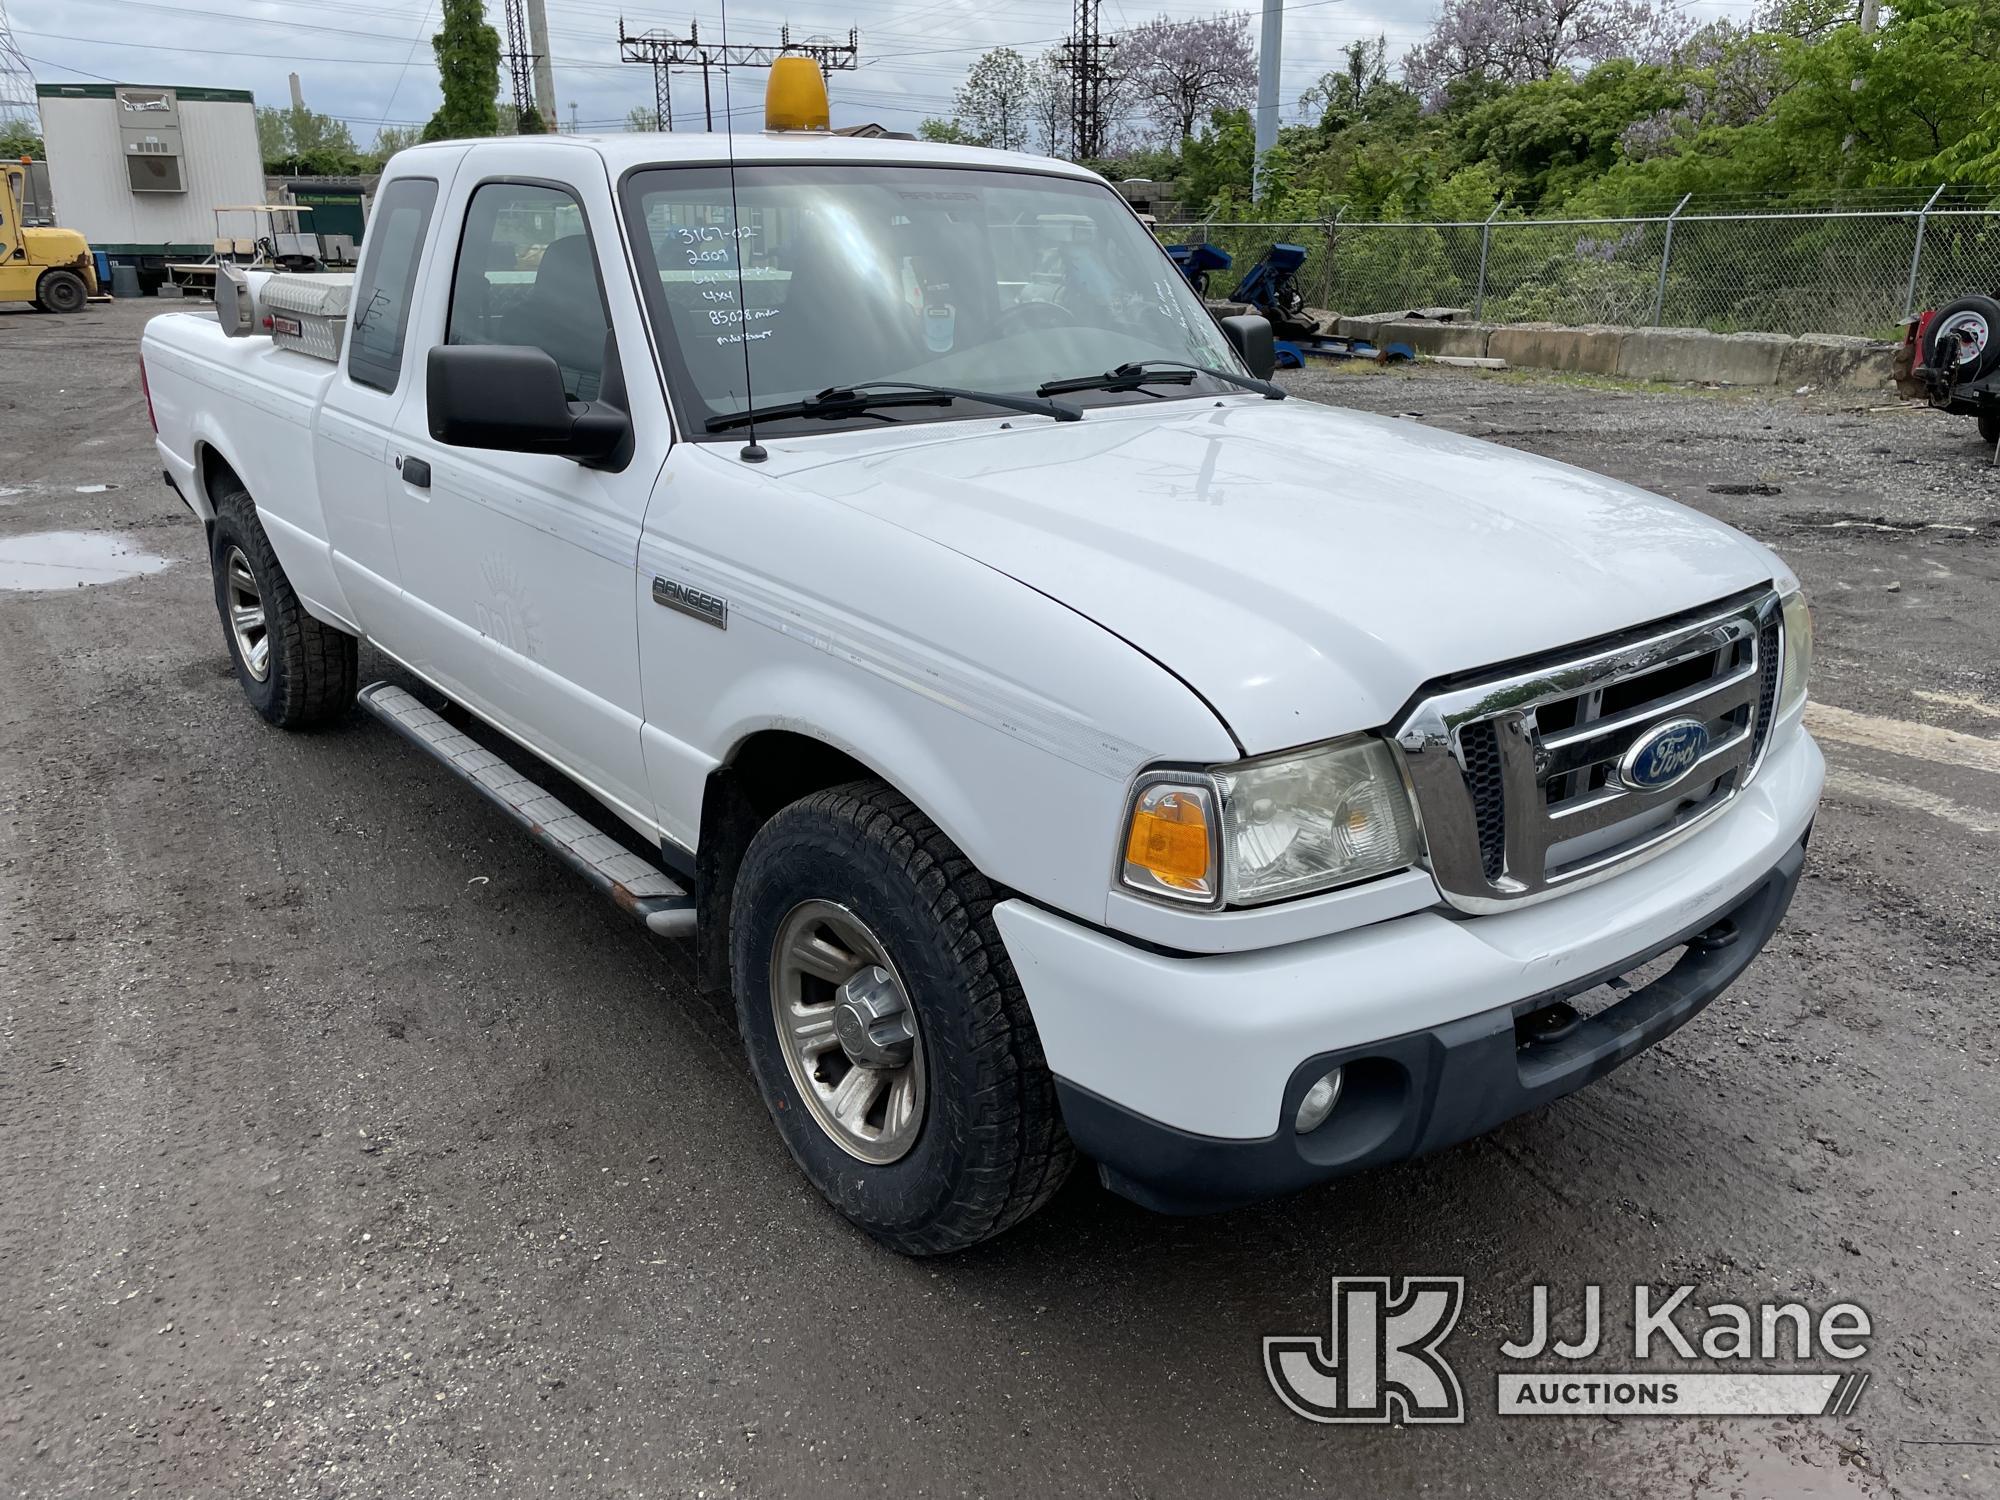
346, 177, 438, 394
446, 182, 611, 402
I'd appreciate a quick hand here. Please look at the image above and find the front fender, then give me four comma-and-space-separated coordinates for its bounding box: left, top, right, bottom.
635, 496, 1238, 927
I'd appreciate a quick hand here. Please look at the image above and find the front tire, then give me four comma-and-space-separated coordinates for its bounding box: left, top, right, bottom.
731, 782, 1073, 1255
39, 270, 87, 315
208, 483, 358, 728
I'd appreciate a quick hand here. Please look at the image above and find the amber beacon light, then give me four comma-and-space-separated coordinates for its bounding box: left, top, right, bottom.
765, 55, 830, 131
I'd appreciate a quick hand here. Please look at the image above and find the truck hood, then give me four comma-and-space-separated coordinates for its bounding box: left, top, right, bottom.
782, 398, 1782, 753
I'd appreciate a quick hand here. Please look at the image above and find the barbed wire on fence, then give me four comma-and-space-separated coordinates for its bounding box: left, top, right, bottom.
1153, 189, 2000, 338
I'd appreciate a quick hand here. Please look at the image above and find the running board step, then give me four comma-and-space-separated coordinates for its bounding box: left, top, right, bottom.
358, 682, 695, 938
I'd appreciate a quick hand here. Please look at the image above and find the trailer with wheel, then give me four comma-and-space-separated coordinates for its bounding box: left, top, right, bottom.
1908, 293, 2000, 447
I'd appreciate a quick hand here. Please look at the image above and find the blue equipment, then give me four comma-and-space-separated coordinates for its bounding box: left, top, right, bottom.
1232, 242, 1315, 337
1165, 241, 1232, 297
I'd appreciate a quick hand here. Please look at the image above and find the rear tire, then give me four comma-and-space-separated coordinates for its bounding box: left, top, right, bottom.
731, 781, 1073, 1255
39, 270, 87, 315
208, 482, 358, 728
1927, 296, 2000, 381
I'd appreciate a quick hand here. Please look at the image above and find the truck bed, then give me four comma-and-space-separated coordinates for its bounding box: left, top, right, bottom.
143, 310, 359, 629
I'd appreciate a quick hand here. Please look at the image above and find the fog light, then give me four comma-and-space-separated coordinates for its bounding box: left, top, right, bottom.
1294, 1067, 1344, 1134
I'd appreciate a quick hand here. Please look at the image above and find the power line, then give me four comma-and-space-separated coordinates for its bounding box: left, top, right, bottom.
372, 0, 434, 137
616, 19, 858, 131
0, 0, 40, 124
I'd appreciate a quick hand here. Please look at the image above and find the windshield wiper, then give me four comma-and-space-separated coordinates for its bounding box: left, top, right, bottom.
1036, 360, 1286, 400
706, 380, 1082, 433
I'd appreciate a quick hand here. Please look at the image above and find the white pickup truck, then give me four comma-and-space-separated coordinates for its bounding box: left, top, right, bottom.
140, 123, 1823, 1254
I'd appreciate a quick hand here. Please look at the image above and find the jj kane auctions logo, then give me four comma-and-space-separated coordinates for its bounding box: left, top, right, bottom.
1266, 1279, 1872, 1424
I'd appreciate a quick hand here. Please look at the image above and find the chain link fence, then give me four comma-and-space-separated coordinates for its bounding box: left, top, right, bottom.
1155, 191, 2000, 338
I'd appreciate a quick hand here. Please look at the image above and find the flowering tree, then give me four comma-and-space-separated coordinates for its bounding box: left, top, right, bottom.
1027, 50, 1073, 157
1117, 11, 1258, 145
1403, 0, 1690, 105
1619, 22, 1784, 160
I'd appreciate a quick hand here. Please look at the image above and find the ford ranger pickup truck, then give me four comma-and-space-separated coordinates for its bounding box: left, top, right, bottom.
139, 107, 1822, 1255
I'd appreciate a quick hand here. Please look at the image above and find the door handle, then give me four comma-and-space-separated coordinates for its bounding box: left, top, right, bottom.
395, 454, 431, 489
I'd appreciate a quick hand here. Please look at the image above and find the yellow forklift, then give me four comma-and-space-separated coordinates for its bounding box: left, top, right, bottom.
2, 157, 100, 313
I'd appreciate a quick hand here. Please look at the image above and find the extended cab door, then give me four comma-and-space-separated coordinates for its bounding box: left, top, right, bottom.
316, 171, 445, 634
382, 145, 669, 838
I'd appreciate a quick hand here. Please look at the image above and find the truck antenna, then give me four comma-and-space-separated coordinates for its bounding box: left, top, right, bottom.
718, 0, 765, 463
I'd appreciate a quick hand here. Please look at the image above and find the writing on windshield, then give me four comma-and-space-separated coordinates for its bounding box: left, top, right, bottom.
622, 163, 1241, 436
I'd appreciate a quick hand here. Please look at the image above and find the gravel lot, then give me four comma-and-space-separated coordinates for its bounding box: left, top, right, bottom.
4, 299, 1998, 1499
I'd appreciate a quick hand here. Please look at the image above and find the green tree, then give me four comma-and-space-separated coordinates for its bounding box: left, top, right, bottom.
918, 117, 978, 144
955, 47, 1031, 150
1179, 108, 1254, 215
423, 0, 502, 143
363, 124, 424, 170
0, 120, 45, 160
1447, 60, 1684, 210
516, 104, 547, 135
256, 104, 362, 175
626, 104, 661, 133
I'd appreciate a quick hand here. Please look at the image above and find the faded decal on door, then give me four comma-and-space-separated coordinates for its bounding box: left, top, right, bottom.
476, 553, 544, 660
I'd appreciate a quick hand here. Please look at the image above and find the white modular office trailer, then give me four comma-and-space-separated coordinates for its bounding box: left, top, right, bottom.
37, 82, 265, 291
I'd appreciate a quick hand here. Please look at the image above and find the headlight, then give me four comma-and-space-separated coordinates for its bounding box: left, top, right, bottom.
1778, 589, 1812, 722
1119, 736, 1421, 908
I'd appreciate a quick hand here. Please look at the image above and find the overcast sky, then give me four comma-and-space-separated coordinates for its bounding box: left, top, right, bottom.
13, 0, 1758, 146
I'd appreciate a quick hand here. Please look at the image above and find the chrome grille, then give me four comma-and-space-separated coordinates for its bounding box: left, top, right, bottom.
1394, 588, 1783, 913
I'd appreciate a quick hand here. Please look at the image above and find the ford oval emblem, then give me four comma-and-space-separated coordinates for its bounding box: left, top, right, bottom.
1620, 717, 1711, 792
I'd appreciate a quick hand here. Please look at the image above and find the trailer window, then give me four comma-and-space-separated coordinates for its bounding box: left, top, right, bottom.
348, 177, 439, 395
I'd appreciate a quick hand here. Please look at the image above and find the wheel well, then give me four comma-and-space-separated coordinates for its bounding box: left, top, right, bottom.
196, 444, 244, 519
693, 730, 875, 999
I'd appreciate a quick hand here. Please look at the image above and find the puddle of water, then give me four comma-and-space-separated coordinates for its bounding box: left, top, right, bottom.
0, 531, 171, 592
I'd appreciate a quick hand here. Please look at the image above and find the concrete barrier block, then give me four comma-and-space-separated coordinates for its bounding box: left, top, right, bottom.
1371, 320, 1493, 358
1615, 327, 1792, 385
1487, 322, 1629, 376
1779, 333, 1898, 392
1335, 312, 1401, 339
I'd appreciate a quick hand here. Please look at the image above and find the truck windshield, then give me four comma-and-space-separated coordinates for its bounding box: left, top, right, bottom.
621, 163, 1245, 438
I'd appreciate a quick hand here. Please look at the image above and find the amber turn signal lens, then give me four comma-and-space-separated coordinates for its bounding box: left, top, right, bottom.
1123, 783, 1215, 900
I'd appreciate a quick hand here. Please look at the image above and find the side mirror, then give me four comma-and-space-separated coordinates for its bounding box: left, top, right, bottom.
426, 344, 630, 468
1219, 314, 1277, 380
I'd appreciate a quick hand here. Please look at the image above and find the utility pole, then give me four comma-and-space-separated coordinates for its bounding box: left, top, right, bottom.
1859, 0, 1880, 32
1059, 0, 1114, 159
618, 20, 859, 131
1253, 0, 1282, 201
501, 0, 535, 119
527, 0, 557, 125
567, 101, 579, 134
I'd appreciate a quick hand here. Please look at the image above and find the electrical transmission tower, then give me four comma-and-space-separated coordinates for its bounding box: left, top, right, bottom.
501, 0, 535, 119
617, 19, 858, 132
1060, 0, 1115, 160
0, 0, 39, 131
